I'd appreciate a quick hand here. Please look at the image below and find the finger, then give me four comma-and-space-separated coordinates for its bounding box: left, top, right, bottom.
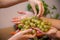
21, 29, 33, 34
12, 17, 20, 22
23, 33, 36, 38
21, 15, 27, 19
33, 28, 45, 34
12, 17, 21, 24
12, 19, 20, 22
10, 32, 16, 35
28, 0, 37, 16
13, 21, 20, 24
16, 29, 20, 33
18, 11, 26, 14
10, 29, 20, 35
12, 17, 20, 20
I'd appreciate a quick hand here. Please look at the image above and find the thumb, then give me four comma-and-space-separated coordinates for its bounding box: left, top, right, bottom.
23, 33, 36, 38
46, 27, 57, 35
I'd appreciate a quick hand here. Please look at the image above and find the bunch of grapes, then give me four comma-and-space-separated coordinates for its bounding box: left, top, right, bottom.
17, 16, 51, 40
18, 16, 51, 32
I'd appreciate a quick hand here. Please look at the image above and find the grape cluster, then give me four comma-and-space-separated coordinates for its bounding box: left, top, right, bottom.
18, 16, 51, 32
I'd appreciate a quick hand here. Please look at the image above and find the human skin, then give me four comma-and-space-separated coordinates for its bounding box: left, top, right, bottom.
40, 17, 60, 38
0, 0, 28, 8
40, 17, 60, 30
8, 29, 36, 40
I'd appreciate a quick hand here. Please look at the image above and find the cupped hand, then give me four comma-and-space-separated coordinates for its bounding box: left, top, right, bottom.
32, 27, 58, 37
12, 11, 34, 24
8, 29, 36, 40
46, 27, 58, 35
46, 27, 60, 38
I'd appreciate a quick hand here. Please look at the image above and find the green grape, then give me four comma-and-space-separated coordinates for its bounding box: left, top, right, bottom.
39, 26, 43, 30
33, 24, 36, 27
41, 28, 45, 32
31, 16, 38, 19
33, 20, 37, 23
24, 25, 27, 28
31, 19, 35, 22
21, 28, 25, 31
24, 18, 28, 20
47, 22, 51, 26
38, 25, 48, 32
18, 24, 23, 30
21, 18, 28, 23
43, 25, 50, 32
25, 26, 29, 29
32, 30, 36, 34
46, 26, 50, 30
25, 21, 29, 25
44, 22, 51, 26
43, 25, 47, 29
36, 21, 41, 24
24, 25, 29, 29
35, 20, 38, 23
27, 20, 30, 23
20, 20, 24, 23
45, 25, 50, 29
21, 19, 28, 24
41, 22, 45, 26
37, 24, 40, 27
44, 29, 48, 32
30, 23, 34, 26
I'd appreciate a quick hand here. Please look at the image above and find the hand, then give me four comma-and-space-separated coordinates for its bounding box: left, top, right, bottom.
12, 11, 60, 38
12, 11, 34, 24
32, 27, 60, 38
46, 27, 60, 38
46, 27, 57, 35
8, 29, 36, 40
